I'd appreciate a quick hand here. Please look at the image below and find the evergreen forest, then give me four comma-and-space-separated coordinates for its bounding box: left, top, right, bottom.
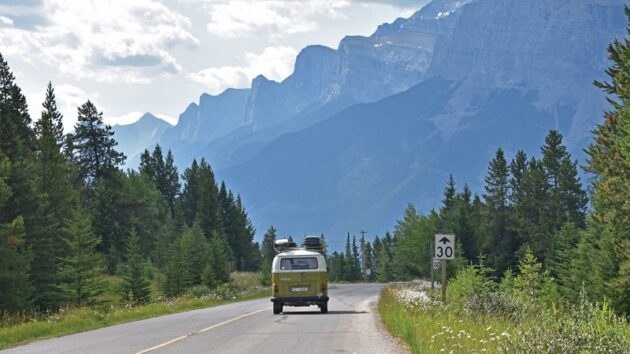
0, 60, 261, 312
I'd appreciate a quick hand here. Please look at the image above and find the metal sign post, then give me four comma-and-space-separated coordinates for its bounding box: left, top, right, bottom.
434, 234, 455, 302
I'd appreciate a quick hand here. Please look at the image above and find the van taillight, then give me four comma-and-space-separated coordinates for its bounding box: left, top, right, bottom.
320, 283, 326, 291
273, 283, 279, 293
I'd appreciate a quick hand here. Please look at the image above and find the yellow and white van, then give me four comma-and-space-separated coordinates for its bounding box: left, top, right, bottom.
270, 248, 328, 314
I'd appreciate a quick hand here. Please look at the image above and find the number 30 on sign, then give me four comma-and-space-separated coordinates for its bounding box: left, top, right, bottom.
435, 234, 455, 260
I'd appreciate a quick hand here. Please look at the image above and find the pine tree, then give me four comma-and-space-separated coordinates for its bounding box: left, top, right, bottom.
181, 225, 208, 285
587, 8, 630, 312
442, 174, 457, 212
541, 130, 588, 232
0, 57, 43, 311
260, 226, 277, 285
0, 53, 34, 162
452, 185, 477, 262
92, 180, 122, 272
60, 210, 105, 306
352, 235, 361, 281
181, 159, 200, 226
520, 158, 551, 261
207, 230, 230, 283
547, 222, 580, 300
30, 82, 75, 309
0, 154, 33, 312
482, 148, 513, 274
120, 228, 151, 304
163, 236, 192, 296
201, 264, 216, 289
119, 172, 166, 258
509, 150, 528, 210
343, 233, 353, 281
163, 150, 180, 215
70, 100, 125, 189
138, 149, 154, 179
195, 159, 224, 239
558, 157, 588, 228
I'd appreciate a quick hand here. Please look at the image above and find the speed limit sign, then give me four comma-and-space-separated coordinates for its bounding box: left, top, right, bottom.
435, 234, 455, 260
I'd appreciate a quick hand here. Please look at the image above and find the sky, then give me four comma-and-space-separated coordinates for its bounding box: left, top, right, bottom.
0, 0, 429, 131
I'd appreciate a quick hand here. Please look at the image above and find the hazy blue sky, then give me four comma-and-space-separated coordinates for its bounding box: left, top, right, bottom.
0, 0, 428, 130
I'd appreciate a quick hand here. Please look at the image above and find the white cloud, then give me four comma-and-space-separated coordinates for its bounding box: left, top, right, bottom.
0, 0, 198, 83
0, 15, 13, 26
189, 46, 298, 94
154, 114, 177, 125
204, 0, 349, 38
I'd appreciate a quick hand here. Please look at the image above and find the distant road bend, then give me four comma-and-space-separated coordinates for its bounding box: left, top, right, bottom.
3, 284, 407, 354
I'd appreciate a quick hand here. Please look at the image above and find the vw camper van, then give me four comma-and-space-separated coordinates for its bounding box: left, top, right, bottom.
270, 239, 328, 314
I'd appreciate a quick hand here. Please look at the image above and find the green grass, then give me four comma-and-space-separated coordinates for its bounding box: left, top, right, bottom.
379, 287, 510, 353
0, 272, 269, 350
379, 285, 630, 354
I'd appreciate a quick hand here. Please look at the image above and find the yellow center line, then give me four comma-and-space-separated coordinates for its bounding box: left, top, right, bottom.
135, 307, 271, 354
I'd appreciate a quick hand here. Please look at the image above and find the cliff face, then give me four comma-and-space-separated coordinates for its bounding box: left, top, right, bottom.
244, 0, 471, 129
424, 0, 625, 147
221, 0, 626, 239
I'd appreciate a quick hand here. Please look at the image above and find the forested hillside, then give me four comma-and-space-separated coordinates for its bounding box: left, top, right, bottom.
0, 55, 261, 312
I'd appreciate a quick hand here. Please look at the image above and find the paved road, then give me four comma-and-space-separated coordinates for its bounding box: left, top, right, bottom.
3, 284, 407, 354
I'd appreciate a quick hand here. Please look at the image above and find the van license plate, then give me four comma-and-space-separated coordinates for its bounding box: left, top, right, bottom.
290, 287, 308, 292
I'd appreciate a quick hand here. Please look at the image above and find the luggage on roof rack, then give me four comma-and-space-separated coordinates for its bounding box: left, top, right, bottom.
274, 239, 298, 253
302, 236, 324, 253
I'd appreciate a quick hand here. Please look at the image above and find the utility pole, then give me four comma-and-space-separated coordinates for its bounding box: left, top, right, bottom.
360, 230, 367, 281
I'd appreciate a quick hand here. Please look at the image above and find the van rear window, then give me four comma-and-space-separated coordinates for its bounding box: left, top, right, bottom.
280, 257, 318, 270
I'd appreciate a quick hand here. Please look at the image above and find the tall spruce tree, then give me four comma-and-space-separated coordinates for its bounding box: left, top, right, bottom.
541, 130, 588, 232
547, 222, 581, 300
482, 148, 513, 274
120, 228, 151, 304
0, 154, 33, 312
60, 210, 105, 306
70, 100, 125, 189
163, 236, 193, 296
520, 158, 551, 261
0, 54, 44, 312
195, 159, 224, 238
260, 226, 277, 285
588, 7, 630, 312
207, 230, 230, 283
31, 82, 75, 309
181, 159, 200, 226
0, 53, 33, 162
163, 150, 180, 215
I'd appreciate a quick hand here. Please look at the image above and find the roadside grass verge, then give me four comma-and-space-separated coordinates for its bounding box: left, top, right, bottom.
379, 286, 510, 353
379, 282, 629, 354
0, 274, 269, 349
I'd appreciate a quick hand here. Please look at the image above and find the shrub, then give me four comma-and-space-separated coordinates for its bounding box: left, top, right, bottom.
448, 259, 496, 301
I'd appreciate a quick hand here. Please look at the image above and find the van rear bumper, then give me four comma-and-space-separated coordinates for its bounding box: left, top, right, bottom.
271, 296, 329, 305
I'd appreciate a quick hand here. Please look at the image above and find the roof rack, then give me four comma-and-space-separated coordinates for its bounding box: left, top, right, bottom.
274, 236, 325, 254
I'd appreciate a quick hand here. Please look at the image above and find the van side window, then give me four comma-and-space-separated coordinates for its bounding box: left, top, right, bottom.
280, 257, 318, 270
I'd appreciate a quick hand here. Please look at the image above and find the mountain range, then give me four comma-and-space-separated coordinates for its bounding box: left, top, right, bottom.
113, 0, 626, 243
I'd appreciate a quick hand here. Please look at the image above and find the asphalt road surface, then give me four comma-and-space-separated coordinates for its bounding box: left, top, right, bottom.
3, 283, 407, 354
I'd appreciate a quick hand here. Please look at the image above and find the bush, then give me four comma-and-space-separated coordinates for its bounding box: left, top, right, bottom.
448, 259, 495, 301
500, 299, 628, 353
